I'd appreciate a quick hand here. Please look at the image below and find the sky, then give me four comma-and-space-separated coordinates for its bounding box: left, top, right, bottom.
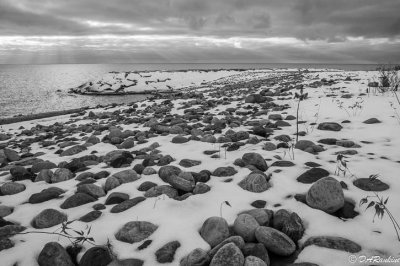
0, 0, 399, 64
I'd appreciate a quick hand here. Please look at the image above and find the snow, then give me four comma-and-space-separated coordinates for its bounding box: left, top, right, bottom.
1, 69, 400, 266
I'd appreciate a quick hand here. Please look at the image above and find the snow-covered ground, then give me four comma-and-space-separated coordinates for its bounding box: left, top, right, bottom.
69, 69, 243, 94
1, 69, 399, 266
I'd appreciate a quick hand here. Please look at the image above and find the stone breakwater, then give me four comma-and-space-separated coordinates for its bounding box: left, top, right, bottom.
0, 69, 399, 266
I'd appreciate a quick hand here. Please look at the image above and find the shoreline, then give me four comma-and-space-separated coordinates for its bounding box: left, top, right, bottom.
0, 108, 88, 125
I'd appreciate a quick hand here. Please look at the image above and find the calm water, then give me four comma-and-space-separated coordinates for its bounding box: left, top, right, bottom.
0, 63, 380, 118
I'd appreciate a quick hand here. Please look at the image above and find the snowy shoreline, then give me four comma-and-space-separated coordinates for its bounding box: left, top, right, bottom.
1, 68, 399, 266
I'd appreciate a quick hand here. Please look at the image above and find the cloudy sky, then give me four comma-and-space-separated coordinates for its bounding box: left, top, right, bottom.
0, 0, 399, 64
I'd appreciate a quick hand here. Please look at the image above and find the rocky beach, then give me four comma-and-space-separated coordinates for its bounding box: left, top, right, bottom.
0, 68, 399, 266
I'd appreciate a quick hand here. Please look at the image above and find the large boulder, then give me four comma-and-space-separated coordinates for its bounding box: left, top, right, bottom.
242, 153, 268, 171
115, 221, 158, 244
200, 216, 230, 248
37, 242, 74, 266
306, 177, 344, 213
255, 226, 296, 256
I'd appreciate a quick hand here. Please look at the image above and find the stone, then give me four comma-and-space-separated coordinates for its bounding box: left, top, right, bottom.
107, 259, 144, 266
60, 145, 87, 156
233, 214, 260, 242
104, 176, 121, 192
142, 167, 157, 175
111, 197, 146, 213
302, 236, 361, 253
0, 238, 14, 252
208, 236, 245, 259
51, 168, 74, 183
155, 240, 181, 263
158, 155, 175, 166
172, 135, 189, 144
1, 182, 26, 195
238, 172, 270, 193
115, 221, 158, 244
270, 161, 295, 167
240, 209, 272, 226
138, 181, 157, 191
297, 168, 329, 184
244, 256, 268, 266
77, 184, 106, 198
29, 187, 64, 204
79, 246, 112, 266
242, 153, 268, 171
179, 159, 201, 168
180, 248, 210, 266
103, 150, 133, 168
120, 138, 135, 149
242, 243, 269, 265
263, 142, 277, 151
32, 161, 57, 173
255, 226, 296, 256
3, 148, 20, 162
209, 243, 244, 266
0, 224, 25, 238
35, 169, 54, 183
318, 138, 338, 145
251, 200, 267, 209
37, 242, 74, 266
306, 177, 344, 213
32, 209, 67, 229
144, 185, 178, 198
273, 210, 304, 242
112, 169, 140, 183
105, 192, 129, 205
0, 206, 13, 217
363, 118, 381, 124
317, 122, 342, 131
167, 172, 195, 192
158, 165, 182, 182
79, 210, 102, 223
353, 178, 389, 191
212, 166, 237, 177
295, 140, 315, 151
193, 182, 211, 194
60, 193, 97, 209
200, 216, 230, 248
10, 166, 33, 181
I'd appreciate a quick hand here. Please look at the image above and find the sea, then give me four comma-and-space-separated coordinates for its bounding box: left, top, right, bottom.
0, 63, 382, 119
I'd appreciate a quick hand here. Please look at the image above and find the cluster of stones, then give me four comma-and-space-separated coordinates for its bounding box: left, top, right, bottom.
0, 70, 379, 265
